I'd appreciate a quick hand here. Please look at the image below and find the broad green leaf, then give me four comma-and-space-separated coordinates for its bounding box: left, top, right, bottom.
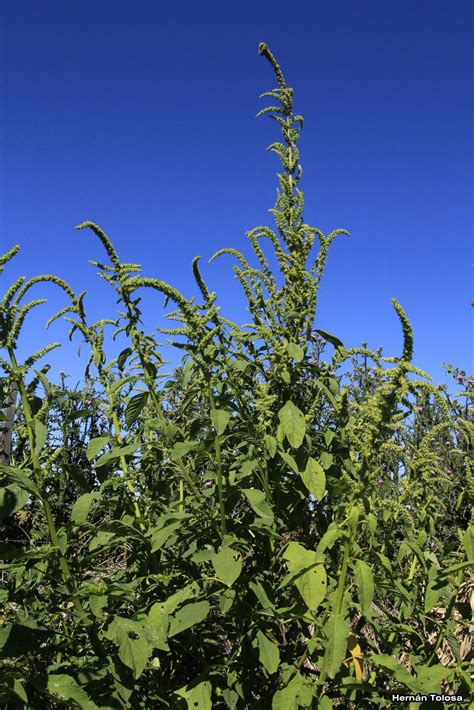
95, 442, 140, 468
272, 672, 314, 709
354, 559, 374, 614
175, 681, 212, 710
316, 524, 343, 555
424, 567, 450, 612
104, 616, 150, 679
86, 436, 110, 461
212, 547, 242, 587
463, 525, 473, 561
286, 342, 304, 362
416, 664, 452, 692
0, 465, 40, 498
372, 655, 422, 692
170, 440, 199, 460
161, 583, 199, 614
319, 696, 333, 710
264, 434, 277, 458
0, 623, 51, 657
145, 604, 169, 651
117, 347, 132, 370
324, 430, 336, 447
300, 457, 325, 500
242, 488, 274, 523
108, 375, 134, 396
283, 542, 327, 610
125, 392, 148, 428
320, 451, 333, 470
89, 531, 116, 552
0, 484, 29, 520
71, 492, 99, 524
168, 601, 210, 638
278, 401, 306, 449
315, 329, 345, 351
256, 630, 280, 674
47, 674, 99, 709
323, 614, 350, 679
150, 522, 182, 553
279, 451, 299, 474
210, 408, 231, 435
33, 419, 47, 455
249, 580, 274, 610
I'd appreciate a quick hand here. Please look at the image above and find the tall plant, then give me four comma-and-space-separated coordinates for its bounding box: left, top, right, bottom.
0, 43, 472, 709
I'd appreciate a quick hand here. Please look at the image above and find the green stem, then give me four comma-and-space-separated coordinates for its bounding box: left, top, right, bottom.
8, 350, 105, 658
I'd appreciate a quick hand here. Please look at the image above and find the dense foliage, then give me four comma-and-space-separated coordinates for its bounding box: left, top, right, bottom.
0, 43, 472, 709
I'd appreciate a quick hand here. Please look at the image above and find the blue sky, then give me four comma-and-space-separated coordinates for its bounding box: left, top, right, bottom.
1, 0, 472, 393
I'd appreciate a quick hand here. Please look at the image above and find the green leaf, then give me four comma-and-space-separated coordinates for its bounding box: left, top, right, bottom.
242, 488, 274, 523
315, 329, 345, 351
170, 440, 199, 460
283, 542, 327, 610
86, 436, 110, 461
416, 664, 452, 693
354, 559, 374, 615
424, 567, 450, 613
264, 435, 277, 458
146, 604, 170, 652
95, 442, 140, 468
249, 580, 274, 610
372, 655, 422, 692
70, 492, 99, 524
117, 347, 132, 370
272, 672, 314, 709
0, 484, 29, 520
104, 616, 150, 679
323, 614, 350, 679
256, 630, 280, 674
168, 601, 210, 638
0, 465, 40, 498
47, 674, 99, 709
279, 451, 299, 474
150, 522, 182, 553
300, 457, 325, 500
463, 525, 473, 561
210, 408, 231, 435
33, 419, 47, 455
212, 547, 242, 587
175, 681, 212, 709
0, 623, 51, 657
286, 342, 304, 362
320, 451, 333, 469
278, 401, 306, 449
125, 392, 148, 428
108, 375, 134, 396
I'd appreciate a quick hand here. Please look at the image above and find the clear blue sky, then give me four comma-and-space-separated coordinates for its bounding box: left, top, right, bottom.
1, 0, 472, 392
